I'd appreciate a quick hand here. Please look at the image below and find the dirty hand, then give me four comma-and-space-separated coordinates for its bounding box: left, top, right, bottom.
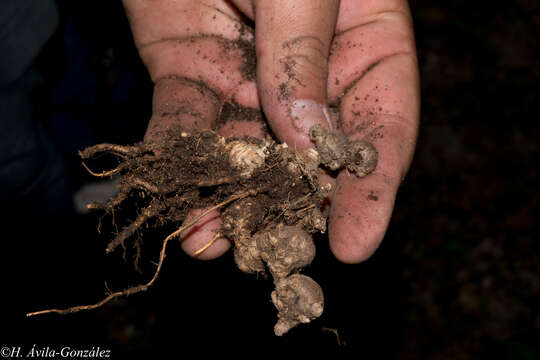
122, 0, 419, 263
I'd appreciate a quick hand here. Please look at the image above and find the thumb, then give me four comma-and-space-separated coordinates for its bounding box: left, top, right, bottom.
254, 0, 339, 148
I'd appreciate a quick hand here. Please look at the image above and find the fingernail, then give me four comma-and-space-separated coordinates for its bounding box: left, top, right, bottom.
290, 99, 332, 134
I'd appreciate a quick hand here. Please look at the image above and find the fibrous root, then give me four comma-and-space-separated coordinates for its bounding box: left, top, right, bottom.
27, 125, 378, 336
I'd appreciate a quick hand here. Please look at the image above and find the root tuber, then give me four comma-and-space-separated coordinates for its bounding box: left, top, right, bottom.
27, 124, 378, 335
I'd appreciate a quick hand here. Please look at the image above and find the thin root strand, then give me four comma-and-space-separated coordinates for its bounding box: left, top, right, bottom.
194, 232, 222, 256
26, 190, 258, 318
82, 162, 123, 178
106, 206, 159, 254
79, 143, 142, 159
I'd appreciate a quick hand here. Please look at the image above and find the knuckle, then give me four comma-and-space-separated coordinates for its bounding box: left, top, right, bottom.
280, 36, 329, 80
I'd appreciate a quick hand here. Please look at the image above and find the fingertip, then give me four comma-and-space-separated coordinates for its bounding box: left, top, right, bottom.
180, 209, 231, 260
286, 99, 333, 148
329, 221, 385, 264
329, 172, 396, 264
144, 77, 220, 142
254, 0, 339, 148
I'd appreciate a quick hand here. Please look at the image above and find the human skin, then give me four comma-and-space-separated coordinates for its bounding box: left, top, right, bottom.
122, 0, 420, 264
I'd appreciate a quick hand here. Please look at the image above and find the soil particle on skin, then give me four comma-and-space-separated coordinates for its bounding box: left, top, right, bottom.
278, 82, 291, 102
232, 39, 256, 81
216, 101, 266, 129
188, 34, 256, 83
367, 191, 379, 201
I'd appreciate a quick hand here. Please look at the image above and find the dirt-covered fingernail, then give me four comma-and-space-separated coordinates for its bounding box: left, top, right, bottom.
290, 100, 332, 135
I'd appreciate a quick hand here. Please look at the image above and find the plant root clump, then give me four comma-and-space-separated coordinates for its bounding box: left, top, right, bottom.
28, 125, 378, 335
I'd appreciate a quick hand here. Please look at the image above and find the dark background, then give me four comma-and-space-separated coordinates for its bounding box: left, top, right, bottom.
2, 1, 539, 358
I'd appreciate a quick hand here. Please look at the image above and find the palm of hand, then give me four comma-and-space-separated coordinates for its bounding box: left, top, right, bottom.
123, 0, 419, 263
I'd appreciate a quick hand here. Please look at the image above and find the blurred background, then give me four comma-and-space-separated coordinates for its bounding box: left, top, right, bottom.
1, 0, 538, 358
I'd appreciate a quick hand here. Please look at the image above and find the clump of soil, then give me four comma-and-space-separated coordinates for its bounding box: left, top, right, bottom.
28, 124, 378, 335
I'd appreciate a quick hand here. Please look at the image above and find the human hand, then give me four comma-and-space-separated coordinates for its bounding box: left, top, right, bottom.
122, 0, 419, 263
